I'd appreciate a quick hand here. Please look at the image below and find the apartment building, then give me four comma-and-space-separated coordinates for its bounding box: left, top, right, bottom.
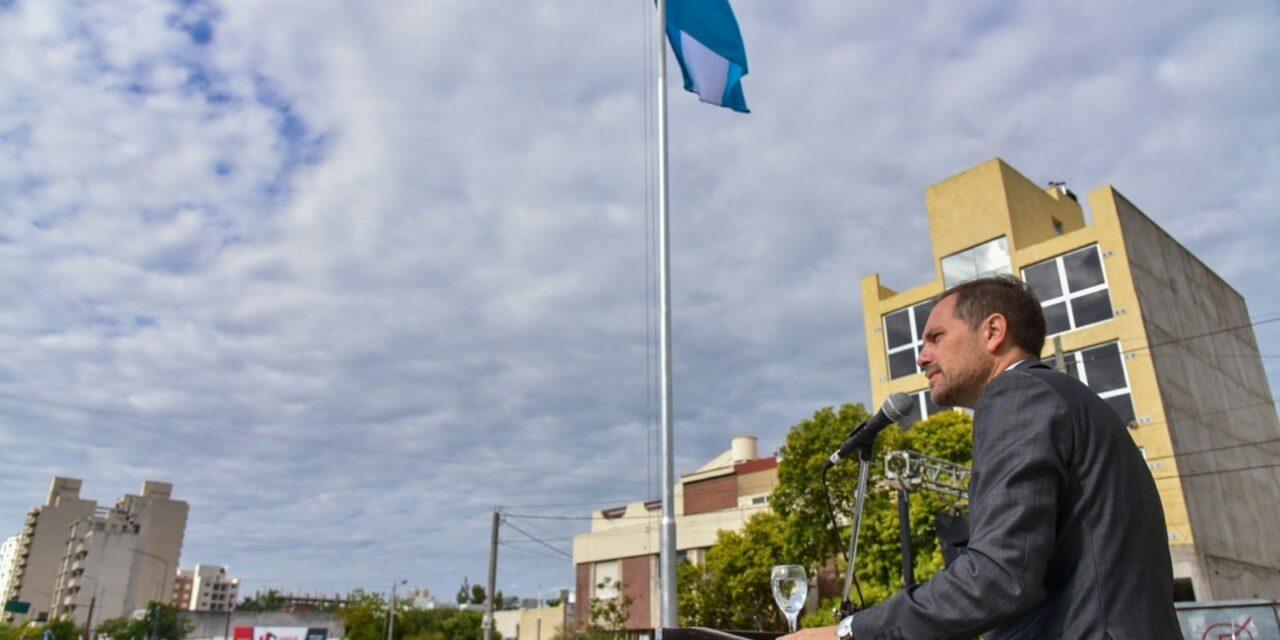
50, 481, 189, 627
174, 565, 239, 612
860, 158, 1280, 599
572, 436, 777, 634
0, 536, 19, 603
3, 478, 97, 622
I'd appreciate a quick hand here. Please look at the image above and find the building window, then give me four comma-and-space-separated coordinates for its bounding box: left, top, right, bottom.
941, 237, 1011, 287
1061, 342, 1135, 425
1022, 245, 1113, 336
1052, 218, 1064, 236
593, 561, 620, 599
883, 299, 937, 379
901, 389, 945, 428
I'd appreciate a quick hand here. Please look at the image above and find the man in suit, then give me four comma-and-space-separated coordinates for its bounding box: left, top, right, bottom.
784, 275, 1180, 639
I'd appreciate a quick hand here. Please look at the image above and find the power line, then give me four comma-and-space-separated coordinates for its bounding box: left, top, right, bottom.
498, 541, 571, 563
502, 519, 573, 560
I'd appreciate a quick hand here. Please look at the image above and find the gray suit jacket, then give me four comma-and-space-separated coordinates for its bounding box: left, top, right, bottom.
848, 362, 1180, 640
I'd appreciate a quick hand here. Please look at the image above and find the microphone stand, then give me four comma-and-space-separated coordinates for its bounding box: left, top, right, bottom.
838, 442, 875, 621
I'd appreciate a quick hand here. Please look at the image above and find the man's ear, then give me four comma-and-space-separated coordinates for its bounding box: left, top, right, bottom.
983, 313, 1010, 354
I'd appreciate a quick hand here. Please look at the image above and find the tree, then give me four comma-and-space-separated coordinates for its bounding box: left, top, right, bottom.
556, 577, 633, 640
93, 617, 132, 640
773, 407, 974, 609
335, 591, 387, 640
91, 602, 192, 640
680, 405, 974, 629
237, 589, 289, 612
678, 512, 793, 632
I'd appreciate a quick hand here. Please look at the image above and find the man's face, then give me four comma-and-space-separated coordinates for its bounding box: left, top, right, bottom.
917, 294, 992, 408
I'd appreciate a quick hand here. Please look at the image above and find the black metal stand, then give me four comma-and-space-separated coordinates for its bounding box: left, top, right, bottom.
837, 444, 876, 621
898, 489, 914, 589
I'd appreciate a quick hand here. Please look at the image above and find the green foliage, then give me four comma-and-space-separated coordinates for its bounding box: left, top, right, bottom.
799, 597, 842, 629
677, 511, 793, 632
338, 591, 483, 640
0, 620, 81, 640
770, 403, 874, 565
93, 617, 132, 640
38, 619, 80, 640
397, 609, 482, 640
92, 602, 192, 640
237, 589, 291, 612
681, 406, 974, 627
556, 577, 634, 640
336, 591, 389, 640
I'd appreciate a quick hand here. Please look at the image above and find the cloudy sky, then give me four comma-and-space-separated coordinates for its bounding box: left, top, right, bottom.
1, 0, 1278, 602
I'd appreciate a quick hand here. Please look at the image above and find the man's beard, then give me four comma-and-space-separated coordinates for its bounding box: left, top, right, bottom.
929, 360, 987, 408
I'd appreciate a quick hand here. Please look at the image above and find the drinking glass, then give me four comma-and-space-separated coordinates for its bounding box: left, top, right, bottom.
770, 564, 808, 633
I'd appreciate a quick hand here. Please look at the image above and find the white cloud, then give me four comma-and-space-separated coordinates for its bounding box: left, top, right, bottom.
0, 0, 1277, 599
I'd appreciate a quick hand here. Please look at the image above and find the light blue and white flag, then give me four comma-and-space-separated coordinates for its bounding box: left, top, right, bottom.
664, 0, 749, 113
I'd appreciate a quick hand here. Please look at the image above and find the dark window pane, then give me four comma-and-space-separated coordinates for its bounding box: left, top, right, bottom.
1063, 247, 1105, 292
1044, 301, 1071, 335
1105, 393, 1136, 426
1071, 289, 1113, 327
1064, 353, 1083, 381
913, 300, 937, 339
1023, 261, 1062, 301
885, 309, 912, 349
889, 349, 918, 379
1082, 343, 1126, 393
901, 398, 923, 428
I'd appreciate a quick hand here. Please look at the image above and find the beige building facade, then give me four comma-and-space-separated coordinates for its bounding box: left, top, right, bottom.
0, 536, 20, 604
50, 481, 189, 627
4, 477, 97, 622
860, 158, 1280, 600
174, 564, 239, 612
572, 436, 777, 634
492, 602, 567, 640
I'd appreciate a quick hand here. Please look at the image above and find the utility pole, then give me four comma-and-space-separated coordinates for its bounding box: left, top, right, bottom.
223, 605, 233, 640
483, 509, 500, 640
83, 595, 97, 640
1053, 336, 1067, 373
385, 582, 396, 640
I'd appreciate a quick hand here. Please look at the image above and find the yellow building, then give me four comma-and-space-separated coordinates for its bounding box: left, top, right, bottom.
571, 436, 778, 634
860, 158, 1280, 601
493, 602, 568, 640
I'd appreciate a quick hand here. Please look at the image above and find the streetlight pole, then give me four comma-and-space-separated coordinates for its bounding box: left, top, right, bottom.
385, 580, 405, 640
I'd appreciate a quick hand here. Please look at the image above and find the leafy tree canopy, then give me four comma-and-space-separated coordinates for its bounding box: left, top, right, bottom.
680, 406, 974, 629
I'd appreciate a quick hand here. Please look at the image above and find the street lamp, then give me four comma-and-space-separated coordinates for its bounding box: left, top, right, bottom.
386, 580, 407, 640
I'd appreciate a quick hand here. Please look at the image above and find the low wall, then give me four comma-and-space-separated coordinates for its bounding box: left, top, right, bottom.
181, 611, 344, 640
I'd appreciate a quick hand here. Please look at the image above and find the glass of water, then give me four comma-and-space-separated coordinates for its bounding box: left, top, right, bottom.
770, 564, 808, 633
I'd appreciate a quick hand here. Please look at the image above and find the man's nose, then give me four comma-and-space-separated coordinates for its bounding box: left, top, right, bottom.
917, 346, 933, 369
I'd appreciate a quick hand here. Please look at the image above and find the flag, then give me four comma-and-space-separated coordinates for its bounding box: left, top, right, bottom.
664, 0, 750, 113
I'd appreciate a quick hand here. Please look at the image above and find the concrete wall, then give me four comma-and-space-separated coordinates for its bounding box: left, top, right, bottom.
182, 611, 343, 640
493, 605, 566, 640
9, 478, 97, 622
1112, 189, 1280, 599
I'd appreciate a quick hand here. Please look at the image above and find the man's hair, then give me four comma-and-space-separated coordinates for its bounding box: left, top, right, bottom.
939, 275, 1047, 356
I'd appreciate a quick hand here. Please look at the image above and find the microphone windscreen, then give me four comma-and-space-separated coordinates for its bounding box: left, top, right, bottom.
884, 392, 916, 426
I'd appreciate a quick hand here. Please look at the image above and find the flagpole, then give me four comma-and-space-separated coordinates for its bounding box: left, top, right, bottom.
655, 0, 678, 630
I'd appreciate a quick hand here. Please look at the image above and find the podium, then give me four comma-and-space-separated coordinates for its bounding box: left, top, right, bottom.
660, 629, 783, 640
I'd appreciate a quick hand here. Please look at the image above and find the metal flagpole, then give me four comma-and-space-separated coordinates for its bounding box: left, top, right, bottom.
655, 0, 678, 630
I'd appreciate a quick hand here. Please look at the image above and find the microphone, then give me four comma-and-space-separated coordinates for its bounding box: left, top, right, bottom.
824, 392, 916, 469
